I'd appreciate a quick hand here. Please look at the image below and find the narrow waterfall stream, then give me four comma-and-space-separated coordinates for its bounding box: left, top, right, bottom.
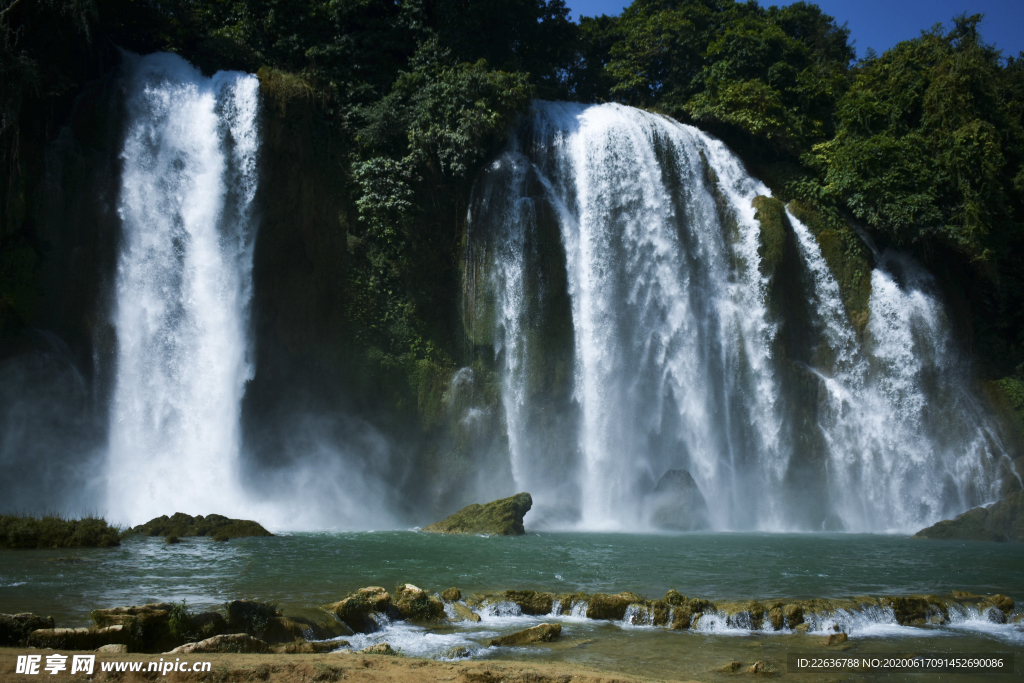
468, 101, 1007, 533
105, 53, 260, 526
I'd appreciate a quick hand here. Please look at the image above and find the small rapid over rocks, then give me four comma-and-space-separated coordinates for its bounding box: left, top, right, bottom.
465, 101, 1009, 533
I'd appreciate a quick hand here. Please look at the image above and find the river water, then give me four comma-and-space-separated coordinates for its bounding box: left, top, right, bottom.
2, 532, 1020, 679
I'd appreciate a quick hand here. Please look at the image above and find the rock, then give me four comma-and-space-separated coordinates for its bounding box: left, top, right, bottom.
422, 493, 532, 536
503, 590, 554, 615
795, 623, 810, 633
825, 632, 848, 645
90, 602, 176, 652
914, 491, 1024, 542
359, 642, 399, 655
191, 611, 227, 640
169, 633, 267, 654
718, 661, 742, 672
166, 535, 180, 544
440, 587, 461, 602
987, 608, 1007, 624
669, 606, 692, 630
649, 470, 710, 530
992, 594, 1015, 614
269, 641, 345, 654
0, 515, 121, 549
393, 583, 446, 622
226, 600, 282, 638
586, 592, 643, 620
127, 512, 273, 540
0, 613, 54, 646
748, 660, 776, 675
323, 587, 392, 633
28, 626, 126, 650
96, 643, 128, 653
768, 606, 785, 630
438, 645, 471, 659
663, 590, 686, 606
488, 623, 561, 647
783, 603, 804, 627
452, 603, 481, 622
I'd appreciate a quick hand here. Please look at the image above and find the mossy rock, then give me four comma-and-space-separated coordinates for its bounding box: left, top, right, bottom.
786, 200, 872, 326
126, 512, 272, 540
0, 515, 121, 549
502, 590, 554, 615
752, 196, 789, 278
440, 587, 461, 602
487, 622, 561, 647
914, 491, 1024, 542
422, 492, 532, 536
393, 584, 446, 622
585, 592, 644, 621
322, 587, 392, 633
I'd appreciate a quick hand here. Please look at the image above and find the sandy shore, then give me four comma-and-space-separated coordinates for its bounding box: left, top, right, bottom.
0, 648, 685, 683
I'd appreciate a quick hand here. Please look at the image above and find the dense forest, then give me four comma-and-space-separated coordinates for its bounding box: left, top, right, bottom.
2, 0, 1023, 493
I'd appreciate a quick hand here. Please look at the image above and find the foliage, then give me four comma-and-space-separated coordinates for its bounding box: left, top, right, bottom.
807, 15, 1024, 262
0, 514, 121, 548
597, 0, 852, 155
226, 599, 280, 636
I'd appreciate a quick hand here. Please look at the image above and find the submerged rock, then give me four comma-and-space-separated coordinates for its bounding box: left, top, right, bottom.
914, 491, 1024, 542
438, 645, 471, 659
168, 633, 267, 654
825, 632, 848, 645
649, 470, 709, 531
422, 492, 532, 536
488, 623, 561, 647
127, 512, 272, 540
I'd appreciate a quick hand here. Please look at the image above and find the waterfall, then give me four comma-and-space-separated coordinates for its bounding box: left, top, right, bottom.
468, 101, 1005, 532
788, 211, 1003, 531
105, 53, 260, 526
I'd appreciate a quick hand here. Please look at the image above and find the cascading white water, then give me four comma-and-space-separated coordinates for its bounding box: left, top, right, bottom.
470, 101, 1006, 532
788, 211, 1003, 531
473, 102, 789, 530
105, 53, 260, 526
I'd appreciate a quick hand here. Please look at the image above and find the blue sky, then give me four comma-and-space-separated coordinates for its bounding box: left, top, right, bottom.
566, 0, 1024, 60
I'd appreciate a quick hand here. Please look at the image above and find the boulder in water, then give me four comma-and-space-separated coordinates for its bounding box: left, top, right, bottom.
422, 492, 532, 536
502, 590, 554, 615
914, 491, 1024, 542
649, 470, 710, 531
586, 592, 644, 620
126, 512, 272, 540
393, 583, 445, 622
488, 623, 561, 647
440, 587, 461, 602
323, 587, 393, 633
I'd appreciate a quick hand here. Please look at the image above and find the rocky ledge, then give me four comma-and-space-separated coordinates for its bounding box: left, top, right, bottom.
422, 492, 532, 536
915, 491, 1024, 542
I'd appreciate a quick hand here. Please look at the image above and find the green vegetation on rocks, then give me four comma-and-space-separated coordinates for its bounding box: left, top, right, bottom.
393, 583, 446, 622
422, 492, 532, 535
914, 491, 1024, 542
0, 515, 120, 549
127, 513, 272, 540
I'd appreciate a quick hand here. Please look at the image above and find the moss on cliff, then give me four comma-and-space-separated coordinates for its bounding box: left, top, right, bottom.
786, 200, 872, 329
